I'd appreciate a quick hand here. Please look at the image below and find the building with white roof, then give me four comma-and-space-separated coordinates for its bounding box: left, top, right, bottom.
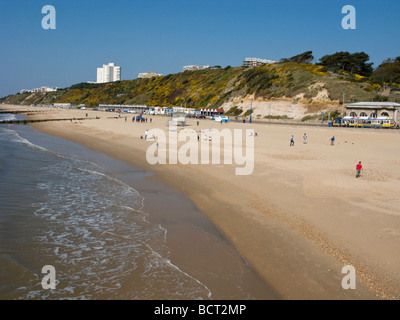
243, 57, 278, 67
183, 65, 210, 72
345, 102, 400, 121
138, 72, 163, 79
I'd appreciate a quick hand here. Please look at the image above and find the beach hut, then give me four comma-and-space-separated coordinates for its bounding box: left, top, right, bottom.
169, 111, 186, 127
200, 108, 224, 118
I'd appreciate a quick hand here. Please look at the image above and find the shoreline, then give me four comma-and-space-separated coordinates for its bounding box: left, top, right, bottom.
3, 105, 400, 299
1, 107, 279, 299
96, 150, 280, 300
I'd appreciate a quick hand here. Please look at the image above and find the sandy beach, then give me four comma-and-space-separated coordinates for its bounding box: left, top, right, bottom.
2, 104, 400, 299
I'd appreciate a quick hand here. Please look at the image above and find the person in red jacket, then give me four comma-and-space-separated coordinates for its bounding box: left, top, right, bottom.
356, 161, 363, 178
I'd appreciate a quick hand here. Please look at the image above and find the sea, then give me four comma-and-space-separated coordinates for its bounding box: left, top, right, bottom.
0, 112, 278, 300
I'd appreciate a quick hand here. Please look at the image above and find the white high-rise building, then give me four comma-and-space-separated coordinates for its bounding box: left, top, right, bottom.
97, 63, 121, 83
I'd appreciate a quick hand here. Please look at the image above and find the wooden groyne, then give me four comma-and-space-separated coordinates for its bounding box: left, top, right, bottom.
0, 110, 48, 115
0, 118, 100, 125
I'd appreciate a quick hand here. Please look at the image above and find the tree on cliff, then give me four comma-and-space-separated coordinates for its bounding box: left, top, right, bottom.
371, 57, 400, 85
318, 51, 373, 77
281, 51, 314, 64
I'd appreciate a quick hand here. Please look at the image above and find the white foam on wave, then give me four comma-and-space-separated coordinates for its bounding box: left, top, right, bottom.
141, 240, 212, 299
0, 128, 50, 153
0, 114, 17, 122
3, 127, 212, 299
31, 171, 211, 299
55, 158, 146, 211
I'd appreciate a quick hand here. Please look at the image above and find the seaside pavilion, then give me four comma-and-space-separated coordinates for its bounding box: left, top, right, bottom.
345, 102, 400, 121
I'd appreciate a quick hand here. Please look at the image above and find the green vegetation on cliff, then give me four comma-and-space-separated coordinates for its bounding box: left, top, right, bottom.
3, 59, 400, 108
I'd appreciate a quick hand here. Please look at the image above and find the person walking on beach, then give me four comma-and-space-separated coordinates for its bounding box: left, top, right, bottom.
356, 161, 363, 178
145, 129, 148, 140
290, 135, 294, 146
331, 136, 335, 146
303, 133, 307, 144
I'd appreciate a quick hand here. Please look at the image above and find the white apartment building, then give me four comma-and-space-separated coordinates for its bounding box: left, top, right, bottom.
97, 63, 121, 83
138, 72, 163, 79
243, 57, 278, 67
20, 89, 33, 94
183, 65, 210, 72
41, 86, 58, 92
22, 86, 58, 94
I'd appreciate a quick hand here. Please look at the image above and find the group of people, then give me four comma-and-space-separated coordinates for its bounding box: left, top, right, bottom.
290, 133, 363, 178
133, 116, 152, 123
290, 133, 336, 146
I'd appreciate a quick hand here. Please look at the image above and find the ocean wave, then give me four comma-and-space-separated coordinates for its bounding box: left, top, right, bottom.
1, 126, 212, 299
29, 161, 211, 299
0, 114, 17, 122
0, 128, 50, 153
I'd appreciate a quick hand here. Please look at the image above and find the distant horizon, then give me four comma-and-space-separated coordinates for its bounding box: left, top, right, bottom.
1, 0, 399, 96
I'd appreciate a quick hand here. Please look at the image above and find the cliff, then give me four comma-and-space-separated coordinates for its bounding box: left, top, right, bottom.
3, 62, 395, 120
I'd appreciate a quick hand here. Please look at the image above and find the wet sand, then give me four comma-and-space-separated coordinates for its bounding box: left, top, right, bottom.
2, 104, 399, 299
103, 157, 279, 299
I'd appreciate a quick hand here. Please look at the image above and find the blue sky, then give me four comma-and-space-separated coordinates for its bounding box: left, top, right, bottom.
1, 0, 399, 96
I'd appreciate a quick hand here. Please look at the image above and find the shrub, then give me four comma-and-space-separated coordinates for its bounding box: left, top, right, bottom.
225, 106, 243, 116
301, 114, 320, 122
264, 115, 293, 120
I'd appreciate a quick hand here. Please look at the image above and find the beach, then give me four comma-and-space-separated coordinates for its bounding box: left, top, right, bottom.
0, 110, 277, 300
2, 104, 400, 299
